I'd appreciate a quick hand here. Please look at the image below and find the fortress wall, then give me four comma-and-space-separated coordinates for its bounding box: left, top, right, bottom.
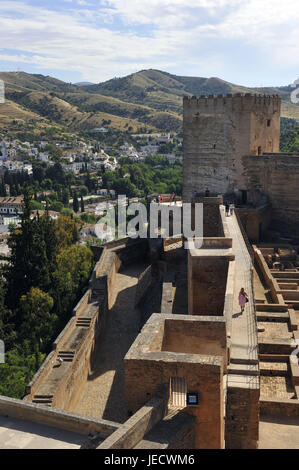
125, 356, 224, 449
243, 154, 299, 237
25, 350, 57, 398
52, 310, 103, 411
161, 317, 227, 368
225, 380, 260, 449
24, 238, 151, 412
260, 397, 299, 417
183, 94, 281, 201
97, 393, 168, 450
253, 246, 282, 303
235, 206, 272, 244
0, 395, 118, 437
188, 255, 230, 316
72, 289, 91, 317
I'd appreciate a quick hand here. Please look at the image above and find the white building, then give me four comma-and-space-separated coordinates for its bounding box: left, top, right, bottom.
0, 197, 23, 215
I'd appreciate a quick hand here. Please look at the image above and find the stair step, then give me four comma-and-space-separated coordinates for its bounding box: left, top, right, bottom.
256, 312, 289, 322
230, 357, 259, 365
33, 398, 53, 404
228, 363, 259, 376
33, 395, 53, 399
57, 351, 75, 362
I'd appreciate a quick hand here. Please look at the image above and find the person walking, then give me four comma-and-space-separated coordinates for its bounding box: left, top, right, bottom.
238, 287, 248, 313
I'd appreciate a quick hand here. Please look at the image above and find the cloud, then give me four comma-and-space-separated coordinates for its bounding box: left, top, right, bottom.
0, 0, 298, 84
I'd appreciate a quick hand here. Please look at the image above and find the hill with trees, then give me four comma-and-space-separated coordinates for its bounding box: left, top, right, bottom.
1, 70, 299, 133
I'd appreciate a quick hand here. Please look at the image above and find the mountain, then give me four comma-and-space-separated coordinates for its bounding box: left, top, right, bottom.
74, 81, 95, 86
82, 69, 299, 119
0, 69, 298, 133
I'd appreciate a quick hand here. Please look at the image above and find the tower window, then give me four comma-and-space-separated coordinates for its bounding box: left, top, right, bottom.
267, 119, 271, 127
258, 146, 262, 155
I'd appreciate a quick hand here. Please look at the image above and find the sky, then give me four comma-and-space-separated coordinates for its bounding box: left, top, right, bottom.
0, 0, 298, 87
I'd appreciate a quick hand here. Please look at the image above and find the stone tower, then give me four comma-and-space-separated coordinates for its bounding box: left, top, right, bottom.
183, 93, 281, 202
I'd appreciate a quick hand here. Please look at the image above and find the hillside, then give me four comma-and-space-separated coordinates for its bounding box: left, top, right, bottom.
0, 69, 298, 132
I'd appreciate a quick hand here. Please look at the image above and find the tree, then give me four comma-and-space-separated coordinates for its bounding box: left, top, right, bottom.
19, 287, 54, 351
53, 245, 93, 320
80, 195, 85, 213
73, 192, 79, 213
5, 185, 58, 312
55, 215, 79, 251
0, 278, 16, 350
62, 188, 70, 206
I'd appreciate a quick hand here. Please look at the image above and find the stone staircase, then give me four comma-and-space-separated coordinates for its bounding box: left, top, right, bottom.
76, 317, 92, 328
57, 350, 75, 363
32, 394, 53, 407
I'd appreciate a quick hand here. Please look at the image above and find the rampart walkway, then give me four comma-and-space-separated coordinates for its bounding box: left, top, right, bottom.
74, 263, 147, 423
225, 210, 259, 366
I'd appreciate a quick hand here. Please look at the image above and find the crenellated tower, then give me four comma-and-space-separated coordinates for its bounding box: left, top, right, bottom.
183, 93, 281, 202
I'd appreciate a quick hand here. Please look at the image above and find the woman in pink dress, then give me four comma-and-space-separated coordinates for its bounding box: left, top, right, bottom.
238, 287, 248, 313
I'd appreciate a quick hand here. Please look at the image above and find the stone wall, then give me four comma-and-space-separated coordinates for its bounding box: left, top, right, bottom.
242, 154, 299, 237
0, 395, 118, 437
260, 397, 299, 417
124, 314, 225, 449
225, 379, 260, 449
98, 393, 169, 449
188, 253, 230, 316
161, 316, 228, 369
135, 265, 153, 307
183, 94, 281, 201
236, 205, 272, 244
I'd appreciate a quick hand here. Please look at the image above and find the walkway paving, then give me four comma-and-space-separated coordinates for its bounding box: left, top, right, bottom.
259, 415, 299, 449
74, 263, 147, 423
0, 416, 83, 449
224, 209, 259, 365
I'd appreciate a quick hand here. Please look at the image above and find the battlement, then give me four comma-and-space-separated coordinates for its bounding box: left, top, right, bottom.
183, 93, 281, 114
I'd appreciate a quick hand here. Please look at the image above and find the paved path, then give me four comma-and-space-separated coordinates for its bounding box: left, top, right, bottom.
0, 417, 83, 449
224, 210, 259, 364
74, 263, 147, 423
259, 415, 299, 449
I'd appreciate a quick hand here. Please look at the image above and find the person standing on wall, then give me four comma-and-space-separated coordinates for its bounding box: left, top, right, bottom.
239, 287, 249, 313
225, 202, 229, 216
229, 203, 234, 216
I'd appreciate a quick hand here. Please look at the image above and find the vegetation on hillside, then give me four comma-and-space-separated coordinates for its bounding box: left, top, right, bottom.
102, 154, 182, 198
280, 118, 299, 152
0, 186, 94, 398
1, 70, 299, 133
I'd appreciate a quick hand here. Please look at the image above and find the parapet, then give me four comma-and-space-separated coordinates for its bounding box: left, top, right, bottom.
183, 93, 281, 114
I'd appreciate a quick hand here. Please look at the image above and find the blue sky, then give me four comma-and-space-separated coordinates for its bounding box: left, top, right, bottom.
0, 0, 298, 86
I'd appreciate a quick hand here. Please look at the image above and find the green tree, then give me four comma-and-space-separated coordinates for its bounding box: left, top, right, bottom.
5, 186, 58, 312
73, 192, 79, 213
80, 195, 85, 213
19, 287, 54, 351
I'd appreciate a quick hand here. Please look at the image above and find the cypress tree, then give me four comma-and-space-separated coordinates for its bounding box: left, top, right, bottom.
73, 192, 79, 213
80, 195, 84, 213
